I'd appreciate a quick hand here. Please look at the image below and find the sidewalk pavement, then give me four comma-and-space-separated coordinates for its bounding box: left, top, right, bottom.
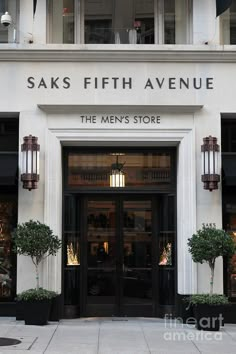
0, 317, 236, 354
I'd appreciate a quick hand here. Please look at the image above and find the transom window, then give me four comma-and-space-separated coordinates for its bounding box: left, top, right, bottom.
49, 0, 192, 44
64, 149, 176, 191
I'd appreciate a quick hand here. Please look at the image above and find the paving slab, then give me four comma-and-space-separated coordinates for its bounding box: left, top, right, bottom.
46, 343, 98, 354
98, 351, 150, 354
150, 352, 198, 354
0, 352, 42, 354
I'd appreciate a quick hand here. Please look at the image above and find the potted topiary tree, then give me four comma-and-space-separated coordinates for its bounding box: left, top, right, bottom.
13, 220, 62, 325
187, 225, 236, 331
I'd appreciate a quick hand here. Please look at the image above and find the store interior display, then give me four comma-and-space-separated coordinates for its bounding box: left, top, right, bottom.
0, 201, 15, 299
159, 242, 172, 266
67, 242, 80, 266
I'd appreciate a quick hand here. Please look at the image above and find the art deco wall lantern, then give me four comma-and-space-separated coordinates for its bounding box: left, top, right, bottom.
110, 154, 125, 188
21, 135, 40, 191
201, 136, 220, 191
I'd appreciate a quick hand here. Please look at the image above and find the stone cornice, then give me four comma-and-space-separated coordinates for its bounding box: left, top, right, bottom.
0, 44, 236, 62
38, 104, 203, 114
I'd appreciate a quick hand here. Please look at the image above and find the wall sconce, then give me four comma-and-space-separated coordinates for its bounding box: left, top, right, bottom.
201, 136, 220, 191
21, 135, 40, 191
110, 154, 125, 188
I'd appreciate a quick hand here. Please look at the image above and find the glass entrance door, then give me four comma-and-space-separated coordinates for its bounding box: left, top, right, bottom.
121, 200, 153, 316
85, 197, 155, 317
86, 199, 117, 316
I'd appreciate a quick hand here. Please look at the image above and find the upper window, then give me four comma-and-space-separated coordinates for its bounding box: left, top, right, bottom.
0, 0, 18, 43
221, 0, 236, 44
64, 149, 175, 190
49, 0, 192, 44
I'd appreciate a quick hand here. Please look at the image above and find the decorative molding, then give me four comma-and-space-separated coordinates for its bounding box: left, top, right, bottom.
1, 45, 236, 62
38, 104, 203, 114
43, 131, 62, 292
177, 129, 197, 294
44, 125, 197, 294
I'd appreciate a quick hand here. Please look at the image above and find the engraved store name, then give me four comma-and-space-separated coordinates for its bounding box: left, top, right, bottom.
79, 115, 161, 124
26, 76, 214, 90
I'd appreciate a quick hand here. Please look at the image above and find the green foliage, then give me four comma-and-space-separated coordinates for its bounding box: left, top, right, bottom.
17, 288, 57, 302
12, 220, 62, 265
187, 226, 236, 265
189, 294, 229, 306
13, 220, 62, 290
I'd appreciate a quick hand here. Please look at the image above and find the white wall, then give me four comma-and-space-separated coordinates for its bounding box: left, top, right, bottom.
0, 59, 228, 294
192, 0, 220, 45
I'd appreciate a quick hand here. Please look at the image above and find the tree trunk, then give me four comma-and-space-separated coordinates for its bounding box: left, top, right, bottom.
209, 261, 215, 295
35, 263, 39, 290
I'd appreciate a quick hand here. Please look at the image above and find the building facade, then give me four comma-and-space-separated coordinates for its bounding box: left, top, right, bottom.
0, 0, 236, 320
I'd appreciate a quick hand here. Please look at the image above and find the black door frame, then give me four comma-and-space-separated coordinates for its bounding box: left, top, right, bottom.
62, 147, 177, 318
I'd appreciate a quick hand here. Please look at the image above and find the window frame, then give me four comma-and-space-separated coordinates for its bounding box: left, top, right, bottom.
48, 0, 192, 45
0, 0, 19, 44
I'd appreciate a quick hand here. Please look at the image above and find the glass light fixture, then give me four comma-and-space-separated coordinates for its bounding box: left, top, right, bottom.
21, 135, 40, 191
110, 154, 125, 187
201, 136, 220, 191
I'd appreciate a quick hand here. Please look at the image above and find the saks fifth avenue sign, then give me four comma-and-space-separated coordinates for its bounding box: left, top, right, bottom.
26, 76, 214, 90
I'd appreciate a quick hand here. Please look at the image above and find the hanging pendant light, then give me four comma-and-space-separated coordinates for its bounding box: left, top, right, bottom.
201, 136, 220, 191
110, 154, 125, 187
